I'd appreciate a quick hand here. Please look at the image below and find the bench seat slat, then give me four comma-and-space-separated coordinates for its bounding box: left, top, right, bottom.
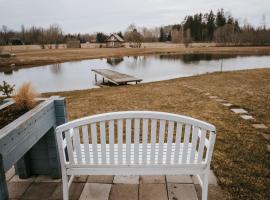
70, 143, 202, 166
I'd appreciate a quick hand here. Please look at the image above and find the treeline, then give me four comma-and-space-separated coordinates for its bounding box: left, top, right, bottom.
0, 9, 269, 47
0, 24, 96, 47
166, 9, 270, 45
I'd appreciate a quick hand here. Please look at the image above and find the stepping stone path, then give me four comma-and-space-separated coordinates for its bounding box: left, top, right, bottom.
252, 124, 268, 129
231, 108, 248, 114
182, 84, 270, 155
240, 115, 254, 120
261, 133, 270, 141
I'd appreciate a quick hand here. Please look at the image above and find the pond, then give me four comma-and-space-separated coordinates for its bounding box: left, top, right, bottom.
1, 54, 270, 93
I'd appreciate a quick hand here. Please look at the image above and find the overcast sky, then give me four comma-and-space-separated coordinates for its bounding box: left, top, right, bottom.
0, 0, 269, 34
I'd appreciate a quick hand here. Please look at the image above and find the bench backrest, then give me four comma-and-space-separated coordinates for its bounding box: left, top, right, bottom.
56, 111, 216, 167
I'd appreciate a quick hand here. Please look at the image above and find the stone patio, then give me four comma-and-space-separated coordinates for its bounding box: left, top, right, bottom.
5, 167, 225, 200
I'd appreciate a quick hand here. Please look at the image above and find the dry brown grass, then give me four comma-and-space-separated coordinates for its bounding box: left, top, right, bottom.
14, 82, 39, 111
1, 46, 270, 71
45, 68, 270, 200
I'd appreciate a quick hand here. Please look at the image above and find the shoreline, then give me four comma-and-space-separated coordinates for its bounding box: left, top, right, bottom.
1, 46, 270, 72
43, 67, 270, 95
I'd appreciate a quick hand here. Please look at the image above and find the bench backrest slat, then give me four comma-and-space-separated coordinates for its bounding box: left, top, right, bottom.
91, 123, 98, 164
65, 129, 75, 164
109, 120, 115, 164
182, 124, 191, 164
150, 119, 157, 164
117, 119, 123, 164
190, 126, 199, 164
56, 111, 216, 167
158, 120, 165, 164
100, 122, 107, 164
82, 125, 90, 164
166, 121, 174, 164
197, 129, 206, 163
126, 119, 132, 164
73, 128, 82, 164
142, 119, 148, 164
174, 122, 183, 164
134, 119, 140, 164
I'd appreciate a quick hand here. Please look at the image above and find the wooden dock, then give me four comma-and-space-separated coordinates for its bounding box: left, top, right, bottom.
92, 69, 142, 85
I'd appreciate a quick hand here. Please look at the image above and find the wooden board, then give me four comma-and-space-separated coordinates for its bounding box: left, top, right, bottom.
92, 69, 142, 85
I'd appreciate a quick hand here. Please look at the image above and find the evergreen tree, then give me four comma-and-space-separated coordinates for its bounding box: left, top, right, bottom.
167, 31, 172, 41
206, 10, 216, 41
96, 32, 108, 43
216, 9, 226, 27
117, 31, 124, 39
159, 27, 166, 42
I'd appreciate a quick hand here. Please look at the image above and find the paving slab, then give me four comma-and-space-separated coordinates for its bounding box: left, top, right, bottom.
252, 124, 268, 129
231, 108, 248, 114
109, 184, 138, 200
140, 175, 166, 184
166, 175, 193, 183
209, 96, 218, 99
195, 185, 225, 200
240, 115, 254, 120
35, 175, 61, 183
5, 166, 15, 181
261, 133, 270, 141
22, 182, 58, 199
79, 183, 111, 200
139, 184, 168, 200
222, 103, 232, 107
7, 182, 32, 199
50, 182, 85, 200
113, 175, 139, 184
192, 171, 218, 185
168, 183, 198, 200
205, 93, 211, 96
87, 175, 114, 183
73, 175, 88, 183
9, 175, 36, 182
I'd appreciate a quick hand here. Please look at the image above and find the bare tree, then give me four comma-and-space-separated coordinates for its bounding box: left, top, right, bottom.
45, 24, 63, 49
184, 29, 192, 47
124, 29, 143, 48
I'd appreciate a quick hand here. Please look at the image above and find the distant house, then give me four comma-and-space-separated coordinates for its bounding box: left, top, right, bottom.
105, 33, 124, 48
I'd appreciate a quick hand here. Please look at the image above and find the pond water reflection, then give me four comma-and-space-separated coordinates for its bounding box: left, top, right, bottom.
1, 54, 270, 93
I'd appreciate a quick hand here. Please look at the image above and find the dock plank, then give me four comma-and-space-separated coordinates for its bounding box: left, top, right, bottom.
92, 69, 142, 85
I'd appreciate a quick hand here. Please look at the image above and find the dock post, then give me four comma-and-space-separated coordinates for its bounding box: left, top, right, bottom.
103, 78, 105, 84
95, 74, 97, 83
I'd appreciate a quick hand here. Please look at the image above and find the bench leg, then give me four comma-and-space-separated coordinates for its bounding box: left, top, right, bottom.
62, 173, 69, 200
202, 172, 209, 200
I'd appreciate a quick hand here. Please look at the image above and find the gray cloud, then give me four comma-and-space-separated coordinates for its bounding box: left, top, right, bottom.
0, 0, 269, 33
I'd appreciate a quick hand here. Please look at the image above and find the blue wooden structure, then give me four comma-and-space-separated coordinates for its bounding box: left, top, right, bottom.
0, 96, 67, 199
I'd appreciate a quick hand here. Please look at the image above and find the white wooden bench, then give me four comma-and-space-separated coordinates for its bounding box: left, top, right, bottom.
56, 111, 216, 200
